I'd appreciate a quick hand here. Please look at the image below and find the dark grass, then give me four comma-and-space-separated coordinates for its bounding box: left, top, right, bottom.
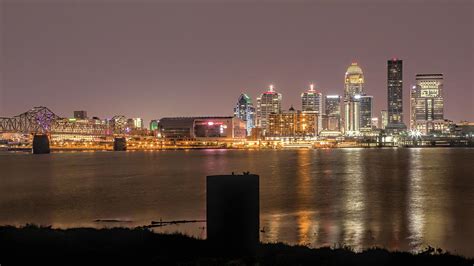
0, 225, 472, 265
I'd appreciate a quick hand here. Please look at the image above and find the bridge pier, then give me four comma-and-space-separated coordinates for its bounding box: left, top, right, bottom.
113, 137, 127, 151
32, 134, 50, 154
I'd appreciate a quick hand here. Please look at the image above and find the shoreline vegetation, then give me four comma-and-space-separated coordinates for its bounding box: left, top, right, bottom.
0, 225, 471, 265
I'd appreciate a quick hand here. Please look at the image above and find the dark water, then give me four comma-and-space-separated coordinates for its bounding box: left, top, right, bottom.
1, 148, 473, 256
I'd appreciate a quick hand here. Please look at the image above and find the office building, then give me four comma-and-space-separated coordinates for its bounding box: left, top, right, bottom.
256, 85, 282, 132
301, 84, 323, 113
301, 84, 323, 133
234, 93, 255, 136
411, 74, 446, 135
158, 117, 246, 140
324, 95, 341, 131
150, 120, 159, 131
267, 107, 318, 138
386, 59, 407, 131
359, 95, 373, 131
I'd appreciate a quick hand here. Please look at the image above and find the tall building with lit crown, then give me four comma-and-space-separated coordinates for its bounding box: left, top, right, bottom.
301, 84, 323, 113
386, 59, 407, 132
301, 84, 323, 133
359, 95, 373, 131
324, 95, 341, 131
256, 85, 282, 132
411, 74, 446, 135
343, 62, 364, 134
234, 93, 255, 136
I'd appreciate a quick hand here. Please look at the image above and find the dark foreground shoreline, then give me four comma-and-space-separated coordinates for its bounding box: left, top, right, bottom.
0, 226, 472, 265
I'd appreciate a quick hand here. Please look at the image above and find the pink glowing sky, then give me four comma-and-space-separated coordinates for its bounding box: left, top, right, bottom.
1, 0, 473, 125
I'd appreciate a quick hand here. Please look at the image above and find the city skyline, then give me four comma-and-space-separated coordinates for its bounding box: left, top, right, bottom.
2, 1, 473, 124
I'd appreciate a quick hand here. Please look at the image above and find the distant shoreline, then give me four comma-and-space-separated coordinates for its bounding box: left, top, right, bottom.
2, 145, 474, 153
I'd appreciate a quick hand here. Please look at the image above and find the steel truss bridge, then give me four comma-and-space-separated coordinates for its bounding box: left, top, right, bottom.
0, 107, 126, 136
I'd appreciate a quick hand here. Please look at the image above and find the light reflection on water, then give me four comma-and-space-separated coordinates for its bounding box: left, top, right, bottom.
0, 148, 473, 256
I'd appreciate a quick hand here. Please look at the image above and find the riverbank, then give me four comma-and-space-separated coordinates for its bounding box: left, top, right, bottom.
0, 225, 471, 265
4, 144, 474, 153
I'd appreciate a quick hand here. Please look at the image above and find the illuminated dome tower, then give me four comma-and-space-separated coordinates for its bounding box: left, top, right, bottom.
343, 62, 365, 134
344, 62, 365, 100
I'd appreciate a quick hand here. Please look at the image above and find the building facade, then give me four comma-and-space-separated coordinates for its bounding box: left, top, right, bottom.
158, 117, 246, 140
256, 85, 282, 132
386, 59, 406, 131
267, 107, 318, 138
380, 110, 388, 129
410, 74, 446, 135
234, 93, 255, 136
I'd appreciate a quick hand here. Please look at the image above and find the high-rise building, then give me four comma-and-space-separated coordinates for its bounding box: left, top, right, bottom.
343, 63, 364, 134
344, 63, 364, 99
73, 111, 87, 120
150, 119, 159, 131
411, 74, 446, 135
301, 84, 323, 133
386, 59, 407, 131
324, 95, 341, 131
267, 107, 318, 138
234, 93, 255, 136
256, 85, 282, 132
301, 84, 323, 113
380, 110, 388, 129
359, 95, 373, 131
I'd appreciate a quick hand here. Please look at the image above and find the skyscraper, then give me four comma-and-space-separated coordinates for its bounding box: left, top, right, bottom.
256, 85, 282, 132
149, 119, 159, 131
343, 62, 364, 134
234, 93, 255, 136
359, 95, 373, 131
325, 95, 341, 131
386, 59, 407, 132
301, 84, 323, 133
410, 74, 446, 135
301, 84, 323, 113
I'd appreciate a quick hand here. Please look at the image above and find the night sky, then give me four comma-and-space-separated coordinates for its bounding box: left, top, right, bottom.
1, 0, 473, 125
